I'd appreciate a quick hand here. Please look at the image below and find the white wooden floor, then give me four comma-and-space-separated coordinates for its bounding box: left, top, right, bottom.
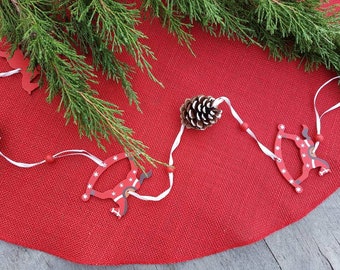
0, 189, 339, 270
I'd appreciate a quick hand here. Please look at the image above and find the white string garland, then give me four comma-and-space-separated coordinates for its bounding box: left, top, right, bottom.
0, 149, 106, 168
313, 75, 340, 153
157, 76, 340, 199
52, 149, 106, 166
0, 68, 21, 77
0, 66, 339, 205
128, 124, 185, 201
213, 96, 281, 161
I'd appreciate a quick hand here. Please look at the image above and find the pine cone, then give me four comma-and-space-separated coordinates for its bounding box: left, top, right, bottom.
180, 95, 222, 130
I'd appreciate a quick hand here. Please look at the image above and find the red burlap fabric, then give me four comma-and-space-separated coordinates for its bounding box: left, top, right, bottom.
0, 10, 339, 265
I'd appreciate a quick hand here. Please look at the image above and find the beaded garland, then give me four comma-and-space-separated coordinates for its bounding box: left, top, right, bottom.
0, 63, 339, 217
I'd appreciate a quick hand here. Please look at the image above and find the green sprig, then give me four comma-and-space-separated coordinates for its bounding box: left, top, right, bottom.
0, 0, 162, 169
145, 0, 340, 74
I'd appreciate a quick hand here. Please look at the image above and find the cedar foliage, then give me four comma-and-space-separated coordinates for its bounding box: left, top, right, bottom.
0, 0, 339, 168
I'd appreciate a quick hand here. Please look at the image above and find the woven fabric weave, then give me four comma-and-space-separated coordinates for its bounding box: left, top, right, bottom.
0, 13, 339, 265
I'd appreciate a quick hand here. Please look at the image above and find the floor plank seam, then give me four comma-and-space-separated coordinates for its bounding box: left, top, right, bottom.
263, 239, 283, 270
315, 245, 335, 270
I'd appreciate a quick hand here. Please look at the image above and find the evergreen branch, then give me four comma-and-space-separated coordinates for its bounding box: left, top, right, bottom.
0, 0, 162, 169
141, 0, 195, 50
1, 0, 340, 171
77, 92, 159, 169
0, 1, 22, 52
10, 0, 20, 14
142, 0, 258, 50
142, 0, 339, 74
70, 0, 163, 93
218, 3, 256, 43
70, 18, 141, 109
173, 0, 257, 43
254, 0, 340, 73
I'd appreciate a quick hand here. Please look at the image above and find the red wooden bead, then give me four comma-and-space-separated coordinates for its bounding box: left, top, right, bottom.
167, 166, 175, 173
315, 134, 324, 142
45, 154, 55, 164
240, 122, 249, 131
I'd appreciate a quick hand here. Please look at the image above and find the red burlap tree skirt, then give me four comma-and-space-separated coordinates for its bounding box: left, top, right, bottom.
0, 12, 339, 265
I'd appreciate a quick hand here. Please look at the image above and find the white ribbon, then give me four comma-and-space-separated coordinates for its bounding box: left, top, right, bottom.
0, 68, 21, 77
131, 94, 285, 202
2, 76, 338, 203
313, 75, 340, 153
52, 149, 105, 166
0, 151, 45, 168
129, 124, 185, 201
0, 68, 108, 168
0, 149, 105, 168
213, 96, 281, 161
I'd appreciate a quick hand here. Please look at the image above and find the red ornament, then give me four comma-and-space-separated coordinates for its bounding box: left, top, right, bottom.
240, 122, 249, 131
45, 155, 55, 164
0, 45, 40, 94
315, 134, 324, 142
167, 166, 175, 173
274, 124, 330, 193
81, 152, 152, 219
